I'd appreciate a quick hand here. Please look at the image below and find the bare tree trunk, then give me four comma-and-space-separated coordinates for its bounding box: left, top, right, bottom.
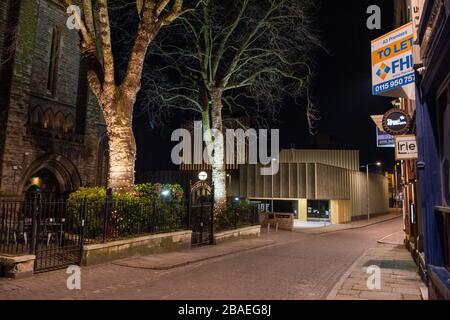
63, 0, 185, 191
210, 88, 227, 214
104, 88, 137, 189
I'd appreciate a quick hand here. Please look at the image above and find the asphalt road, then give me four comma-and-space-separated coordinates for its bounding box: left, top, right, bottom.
0, 217, 403, 300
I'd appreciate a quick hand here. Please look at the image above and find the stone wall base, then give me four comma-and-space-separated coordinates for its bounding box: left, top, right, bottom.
0, 254, 35, 279
214, 226, 261, 244
82, 230, 193, 266
260, 213, 294, 231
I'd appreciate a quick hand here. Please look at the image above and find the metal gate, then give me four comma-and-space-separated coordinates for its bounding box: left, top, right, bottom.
0, 198, 84, 272
188, 200, 214, 246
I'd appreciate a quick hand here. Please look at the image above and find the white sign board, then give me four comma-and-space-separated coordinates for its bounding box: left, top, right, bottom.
395, 135, 418, 160
371, 23, 415, 99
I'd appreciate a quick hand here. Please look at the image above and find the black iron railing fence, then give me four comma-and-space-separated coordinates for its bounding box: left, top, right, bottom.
0, 197, 260, 255
0, 201, 33, 254
75, 198, 188, 243
215, 203, 260, 232
0, 197, 188, 252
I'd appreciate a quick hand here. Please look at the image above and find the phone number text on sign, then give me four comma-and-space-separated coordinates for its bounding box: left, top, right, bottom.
372, 73, 415, 94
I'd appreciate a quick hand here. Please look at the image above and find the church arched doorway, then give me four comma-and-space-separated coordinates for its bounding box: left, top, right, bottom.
21, 155, 82, 201
24, 168, 61, 201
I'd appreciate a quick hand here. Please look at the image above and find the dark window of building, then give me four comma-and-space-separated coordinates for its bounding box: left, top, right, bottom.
307, 200, 330, 220
97, 134, 109, 187
436, 82, 450, 271
438, 84, 450, 206
47, 27, 61, 96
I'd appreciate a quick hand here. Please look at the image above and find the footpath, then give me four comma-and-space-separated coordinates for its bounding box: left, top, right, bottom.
295, 212, 402, 234
326, 230, 427, 300
112, 237, 275, 270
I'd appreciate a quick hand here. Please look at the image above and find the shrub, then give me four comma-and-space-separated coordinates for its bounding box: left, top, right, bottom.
67, 184, 186, 241
215, 201, 258, 231
67, 187, 107, 240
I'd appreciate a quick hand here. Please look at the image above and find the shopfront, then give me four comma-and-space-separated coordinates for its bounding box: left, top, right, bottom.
307, 200, 331, 221
415, 0, 450, 299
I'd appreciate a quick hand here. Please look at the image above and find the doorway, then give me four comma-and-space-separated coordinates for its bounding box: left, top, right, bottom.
307, 200, 331, 221
24, 168, 64, 201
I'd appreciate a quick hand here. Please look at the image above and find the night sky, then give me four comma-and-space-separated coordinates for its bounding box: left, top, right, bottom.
134, 0, 396, 178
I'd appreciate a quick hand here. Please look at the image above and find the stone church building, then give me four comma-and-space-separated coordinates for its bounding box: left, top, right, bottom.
0, 0, 108, 200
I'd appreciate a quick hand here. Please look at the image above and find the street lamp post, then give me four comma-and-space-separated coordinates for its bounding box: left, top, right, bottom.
271, 158, 277, 214
363, 162, 382, 222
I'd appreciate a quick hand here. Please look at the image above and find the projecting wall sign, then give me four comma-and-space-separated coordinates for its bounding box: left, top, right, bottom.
382, 108, 412, 135
395, 135, 418, 160
376, 127, 395, 148
371, 22, 415, 99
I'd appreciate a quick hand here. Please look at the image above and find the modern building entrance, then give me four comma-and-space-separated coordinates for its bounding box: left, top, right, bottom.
307, 200, 331, 221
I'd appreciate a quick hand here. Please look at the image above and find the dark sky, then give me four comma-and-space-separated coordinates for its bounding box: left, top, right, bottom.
135, 0, 396, 177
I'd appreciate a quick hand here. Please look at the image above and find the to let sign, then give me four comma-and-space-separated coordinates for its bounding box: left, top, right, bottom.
395, 135, 418, 160
371, 22, 415, 99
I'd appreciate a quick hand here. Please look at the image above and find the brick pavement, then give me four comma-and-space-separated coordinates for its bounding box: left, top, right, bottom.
295, 212, 402, 234
0, 218, 409, 300
327, 238, 427, 300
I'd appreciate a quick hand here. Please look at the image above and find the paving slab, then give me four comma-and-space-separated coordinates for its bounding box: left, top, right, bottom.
327, 240, 427, 300
295, 213, 402, 234
112, 238, 275, 270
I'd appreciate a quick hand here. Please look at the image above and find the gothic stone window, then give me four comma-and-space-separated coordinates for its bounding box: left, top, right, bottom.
47, 27, 61, 96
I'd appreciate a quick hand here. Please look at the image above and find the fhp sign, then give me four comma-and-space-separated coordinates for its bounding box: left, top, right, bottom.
395, 135, 418, 160
371, 23, 415, 98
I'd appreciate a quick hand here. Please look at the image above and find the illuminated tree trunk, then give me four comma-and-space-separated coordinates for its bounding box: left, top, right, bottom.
59, 0, 185, 190
209, 88, 227, 214
105, 90, 136, 189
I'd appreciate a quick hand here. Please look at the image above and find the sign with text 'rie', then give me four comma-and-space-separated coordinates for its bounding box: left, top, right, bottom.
371, 23, 415, 99
395, 135, 418, 160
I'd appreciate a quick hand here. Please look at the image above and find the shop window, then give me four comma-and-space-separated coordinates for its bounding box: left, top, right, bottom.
307, 200, 330, 220
438, 86, 450, 206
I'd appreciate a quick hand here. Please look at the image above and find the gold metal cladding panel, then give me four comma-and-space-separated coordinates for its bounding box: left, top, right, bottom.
239, 163, 389, 218
279, 149, 360, 171
315, 164, 351, 200
349, 171, 390, 218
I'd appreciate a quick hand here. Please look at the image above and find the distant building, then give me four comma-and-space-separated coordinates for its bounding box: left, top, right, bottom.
147, 149, 390, 224
240, 149, 389, 224
0, 0, 108, 200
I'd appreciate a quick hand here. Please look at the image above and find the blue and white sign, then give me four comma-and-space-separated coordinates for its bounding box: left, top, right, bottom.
371, 23, 415, 98
376, 128, 394, 148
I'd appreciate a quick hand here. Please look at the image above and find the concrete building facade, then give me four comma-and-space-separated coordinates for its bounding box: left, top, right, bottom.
153, 149, 390, 224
